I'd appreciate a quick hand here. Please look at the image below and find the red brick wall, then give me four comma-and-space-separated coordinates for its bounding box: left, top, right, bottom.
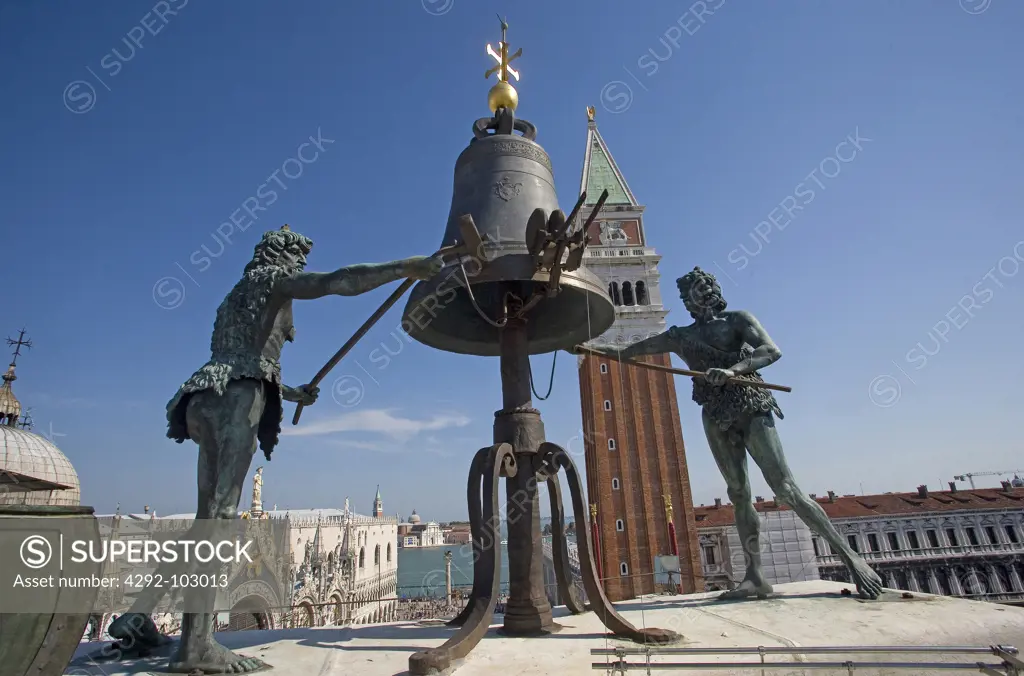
579, 352, 703, 601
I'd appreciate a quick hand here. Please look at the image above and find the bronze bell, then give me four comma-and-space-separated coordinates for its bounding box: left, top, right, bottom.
402, 112, 615, 356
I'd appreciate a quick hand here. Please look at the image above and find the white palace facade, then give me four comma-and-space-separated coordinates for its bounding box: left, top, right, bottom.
88, 483, 398, 639
693, 481, 1024, 605
284, 504, 399, 627
212, 482, 398, 628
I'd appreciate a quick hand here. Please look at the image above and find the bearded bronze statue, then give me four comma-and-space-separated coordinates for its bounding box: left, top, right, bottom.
108, 225, 443, 673
585, 266, 884, 601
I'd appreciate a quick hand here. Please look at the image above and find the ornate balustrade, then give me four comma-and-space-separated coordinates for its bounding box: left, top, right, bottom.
586, 247, 658, 259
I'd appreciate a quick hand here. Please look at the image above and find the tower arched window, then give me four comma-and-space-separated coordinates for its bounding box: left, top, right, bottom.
620, 562, 629, 576
612, 478, 620, 490
359, 547, 365, 568
609, 282, 621, 306
622, 281, 634, 306
616, 519, 624, 532
600, 363, 608, 374
635, 281, 648, 305
387, 543, 392, 562
374, 544, 380, 566
608, 438, 616, 450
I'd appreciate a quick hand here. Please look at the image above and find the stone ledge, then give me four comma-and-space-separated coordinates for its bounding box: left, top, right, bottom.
68, 580, 1024, 675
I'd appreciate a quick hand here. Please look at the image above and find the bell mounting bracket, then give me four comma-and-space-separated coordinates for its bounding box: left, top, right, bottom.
473, 107, 537, 141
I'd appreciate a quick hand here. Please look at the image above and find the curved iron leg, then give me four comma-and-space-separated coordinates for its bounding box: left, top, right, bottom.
447, 447, 489, 628
409, 443, 514, 675
540, 442, 680, 644
545, 472, 586, 614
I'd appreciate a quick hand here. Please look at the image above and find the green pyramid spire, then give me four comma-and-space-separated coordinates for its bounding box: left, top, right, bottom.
579, 111, 637, 206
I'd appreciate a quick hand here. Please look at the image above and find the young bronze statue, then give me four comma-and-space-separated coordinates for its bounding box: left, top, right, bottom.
585, 267, 883, 601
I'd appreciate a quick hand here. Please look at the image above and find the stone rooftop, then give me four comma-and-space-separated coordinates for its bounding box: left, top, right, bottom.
69, 580, 1024, 675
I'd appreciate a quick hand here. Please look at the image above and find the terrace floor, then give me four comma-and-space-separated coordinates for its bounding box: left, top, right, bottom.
69, 580, 1024, 675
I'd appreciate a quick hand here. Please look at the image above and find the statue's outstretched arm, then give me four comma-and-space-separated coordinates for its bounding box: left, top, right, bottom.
274, 262, 405, 300
617, 331, 677, 359
275, 257, 439, 301
585, 330, 676, 360
728, 310, 782, 375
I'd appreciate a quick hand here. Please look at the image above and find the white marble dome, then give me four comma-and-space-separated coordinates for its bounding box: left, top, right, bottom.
0, 425, 81, 506
408, 510, 421, 525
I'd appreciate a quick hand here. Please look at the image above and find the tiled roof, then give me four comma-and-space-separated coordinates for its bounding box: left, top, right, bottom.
693, 486, 1024, 528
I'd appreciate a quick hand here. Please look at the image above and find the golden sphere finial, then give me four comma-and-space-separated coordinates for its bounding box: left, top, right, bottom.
488, 81, 519, 113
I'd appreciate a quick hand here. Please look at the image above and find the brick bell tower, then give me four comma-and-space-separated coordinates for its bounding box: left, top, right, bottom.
576, 107, 703, 601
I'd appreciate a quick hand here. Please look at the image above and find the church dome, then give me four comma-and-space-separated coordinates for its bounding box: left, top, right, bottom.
0, 335, 81, 507
409, 510, 421, 524
0, 426, 81, 506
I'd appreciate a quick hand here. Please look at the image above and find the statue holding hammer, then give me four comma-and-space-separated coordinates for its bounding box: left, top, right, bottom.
581, 267, 883, 601
109, 225, 443, 673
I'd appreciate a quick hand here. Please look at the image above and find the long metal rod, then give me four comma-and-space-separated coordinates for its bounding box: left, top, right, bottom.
575, 345, 792, 393
592, 646, 1018, 656
292, 241, 470, 424
579, 189, 609, 235
592, 661, 1012, 671
291, 277, 414, 425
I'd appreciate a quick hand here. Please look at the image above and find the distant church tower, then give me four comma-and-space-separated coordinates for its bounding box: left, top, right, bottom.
577, 108, 703, 601
373, 486, 383, 518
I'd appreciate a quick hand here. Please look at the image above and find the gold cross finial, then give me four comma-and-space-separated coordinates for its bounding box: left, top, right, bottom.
485, 14, 522, 83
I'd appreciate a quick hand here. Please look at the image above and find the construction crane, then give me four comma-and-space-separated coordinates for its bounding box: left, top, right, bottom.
953, 470, 1024, 489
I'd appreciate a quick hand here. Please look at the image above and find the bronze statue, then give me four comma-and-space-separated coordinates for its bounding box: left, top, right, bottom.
584, 267, 884, 600
109, 225, 443, 674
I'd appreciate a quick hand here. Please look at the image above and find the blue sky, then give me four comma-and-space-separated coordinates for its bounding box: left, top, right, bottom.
1, 0, 1021, 520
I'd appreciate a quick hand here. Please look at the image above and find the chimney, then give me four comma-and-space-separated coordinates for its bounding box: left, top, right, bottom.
1001, 480, 1012, 491
755, 496, 763, 503
948, 481, 957, 493
827, 491, 836, 503
809, 493, 817, 500
917, 485, 928, 498
714, 498, 722, 508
